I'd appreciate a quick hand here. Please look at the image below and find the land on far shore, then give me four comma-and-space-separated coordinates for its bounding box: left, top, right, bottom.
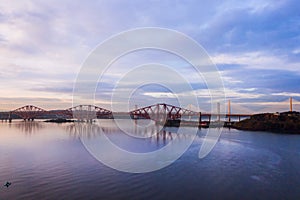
233, 111, 300, 134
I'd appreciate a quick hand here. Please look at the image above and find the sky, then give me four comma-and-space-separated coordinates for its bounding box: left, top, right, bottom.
0, 0, 300, 113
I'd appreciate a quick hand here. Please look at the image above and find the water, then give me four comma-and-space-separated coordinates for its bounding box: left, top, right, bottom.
1, 120, 300, 199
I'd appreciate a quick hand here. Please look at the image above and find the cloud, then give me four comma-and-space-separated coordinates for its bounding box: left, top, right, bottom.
197, 0, 300, 52
272, 92, 300, 98
143, 92, 177, 99
0, 97, 72, 111
0, 0, 299, 112
212, 51, 300, 72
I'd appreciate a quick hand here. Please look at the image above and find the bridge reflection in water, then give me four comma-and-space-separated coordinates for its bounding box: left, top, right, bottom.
64, 119, 199, 147
14, 121, 45, 135
65, 122, 105, 139
5, 119, 200, 145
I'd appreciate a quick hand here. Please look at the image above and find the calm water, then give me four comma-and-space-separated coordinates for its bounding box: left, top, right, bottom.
1, 120, 300, 199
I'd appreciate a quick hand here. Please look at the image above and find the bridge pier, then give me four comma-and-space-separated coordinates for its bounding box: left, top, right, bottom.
228, 100, 231, 122
198, 112, 202, 128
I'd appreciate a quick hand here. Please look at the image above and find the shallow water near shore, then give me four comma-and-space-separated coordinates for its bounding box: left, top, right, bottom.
1, 119, 300, 199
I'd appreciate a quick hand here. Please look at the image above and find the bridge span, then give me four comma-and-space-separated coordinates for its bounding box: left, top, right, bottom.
130, 103, 252, 127
1, 103, 253, 126
2, 105, 113, 122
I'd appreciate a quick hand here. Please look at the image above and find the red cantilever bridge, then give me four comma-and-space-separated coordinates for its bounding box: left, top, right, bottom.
4, 103, 252, 123
129, 103, 252, 124
9, 105, 112, 121
130, 103, 200, 121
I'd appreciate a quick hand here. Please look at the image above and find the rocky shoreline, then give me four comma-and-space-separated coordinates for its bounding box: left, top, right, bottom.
233, 111, 300, 134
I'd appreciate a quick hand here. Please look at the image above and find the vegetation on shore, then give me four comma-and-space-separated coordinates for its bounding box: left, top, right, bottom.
233, 111, 300, 134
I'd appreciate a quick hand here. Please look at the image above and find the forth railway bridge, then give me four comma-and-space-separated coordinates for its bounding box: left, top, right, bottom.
0, 102, 255, 127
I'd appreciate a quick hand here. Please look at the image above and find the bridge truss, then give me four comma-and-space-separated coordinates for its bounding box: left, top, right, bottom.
67, 105, 112, 120
10, 105, 113, 121
11, 105, 47, 121
130, 103, 200, 121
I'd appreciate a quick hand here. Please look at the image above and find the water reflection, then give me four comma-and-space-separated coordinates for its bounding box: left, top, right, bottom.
10, 119, 199, 145
64, 120, 177, 144
153, 129, 174, 145
64, 120, 201, 151
14, 121, 44, 135
65, 122, 104, 139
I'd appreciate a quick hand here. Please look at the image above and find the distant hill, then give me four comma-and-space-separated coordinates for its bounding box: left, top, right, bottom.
233, 111, 300, 134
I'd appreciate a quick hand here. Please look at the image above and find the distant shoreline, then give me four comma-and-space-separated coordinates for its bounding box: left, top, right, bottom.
232, 111, 300, 134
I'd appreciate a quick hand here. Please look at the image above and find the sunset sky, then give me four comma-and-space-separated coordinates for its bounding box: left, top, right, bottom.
0, 0, 299, 112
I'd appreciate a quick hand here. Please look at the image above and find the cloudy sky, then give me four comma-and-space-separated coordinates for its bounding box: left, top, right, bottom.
0, 0, 299, 113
